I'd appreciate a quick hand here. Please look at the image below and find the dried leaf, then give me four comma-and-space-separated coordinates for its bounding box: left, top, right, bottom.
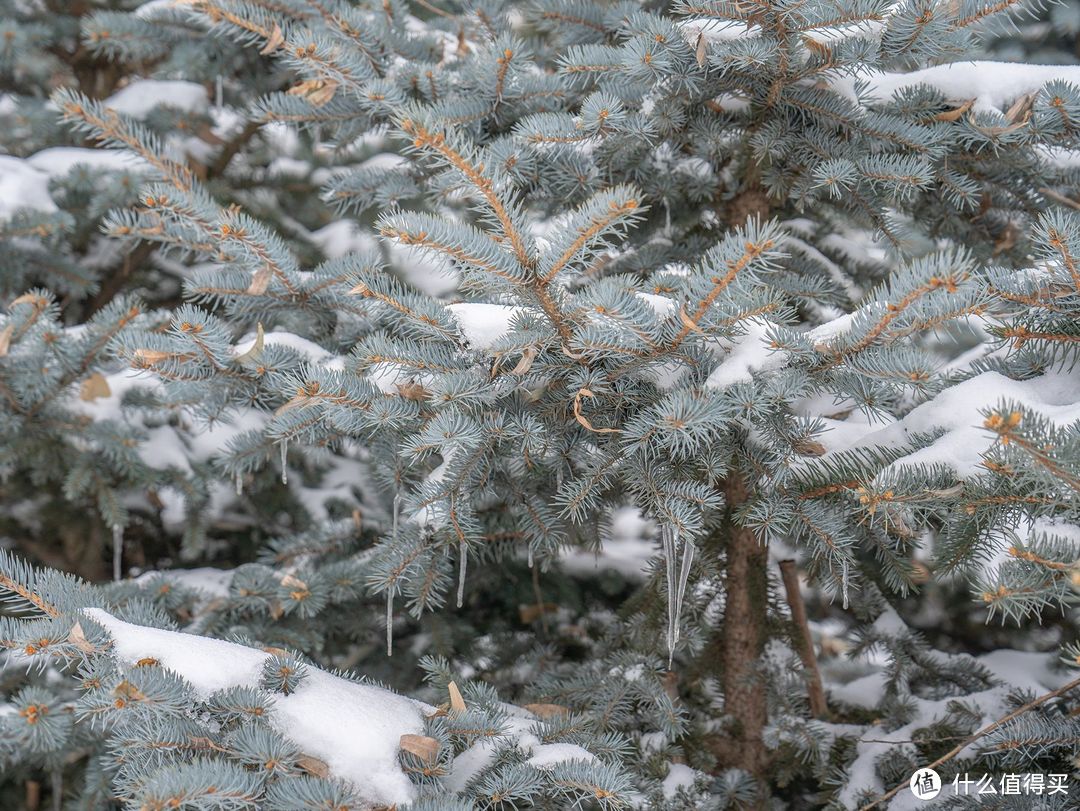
523, 703, 568, 719
1005, 92, 1036, 124
519, 602, 558, 624
447, 681, 466, 713
296, 753, 330, 778
67, 621, 96, 654
573, 388, 620, 434
0, 323, 13, 357
114, 680, 146, 702
934, 98, 973, 122
260, 23, 285, 55
695, 33, 706, 67
133, 348, 173, 365
510, 346, 538, 375
247, 266, 272, 296
234, 322, 265, 364
79, 372, 112, 402
395, 381, 429, 401
399, 734, 440, 763
793, 438, 826, 457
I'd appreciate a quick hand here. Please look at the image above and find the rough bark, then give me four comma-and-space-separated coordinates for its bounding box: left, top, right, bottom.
711, 469, 770, 784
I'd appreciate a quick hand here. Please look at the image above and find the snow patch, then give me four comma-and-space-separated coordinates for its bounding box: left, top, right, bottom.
83, 608, 428, 807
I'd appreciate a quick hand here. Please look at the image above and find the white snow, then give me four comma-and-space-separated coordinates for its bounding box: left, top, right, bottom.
134, 567, 234, 598
83, 608, 428, 806
704, 320, 784, 389
835, 62, 1080, 113
105, 80, 209, 119
662, 763, 697, 799
26, 147, 148, 177
0, 156, 57, 218
447, 302, 525, 349
832, 370, 1080, 477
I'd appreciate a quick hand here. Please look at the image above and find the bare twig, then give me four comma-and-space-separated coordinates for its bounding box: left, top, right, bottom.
778, 559, 829, 720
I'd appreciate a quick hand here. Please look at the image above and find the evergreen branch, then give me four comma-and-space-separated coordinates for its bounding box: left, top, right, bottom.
859, 674, 1080, 810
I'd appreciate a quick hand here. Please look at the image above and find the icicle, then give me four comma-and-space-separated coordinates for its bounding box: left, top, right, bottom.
279, 439, 288, 485
112, 525, 123, 582
840, 557, 850, 609
527, 547, 534, 569
235, 470, 243, 497
662, 524, 677, 666
457, 541, 468, 608
673, 538, 696, 644
215, 75, 223, 109
386, 588, 394, 657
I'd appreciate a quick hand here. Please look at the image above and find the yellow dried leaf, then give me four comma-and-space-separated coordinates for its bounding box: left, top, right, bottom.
247, 266, 272, 296
447, 681, 466, 713
235, 322, 265, 364
79, 372, 112, 402
67, 621, 96, 654
523, 703, 568, 719
296, 753, 330, 777
260, 23, 285, 55
510, 346, 538, 375
399, 734, 440, 763
934, 98, 973, 122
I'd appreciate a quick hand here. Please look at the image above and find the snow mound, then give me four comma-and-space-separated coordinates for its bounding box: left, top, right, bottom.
83, 608, 429, 807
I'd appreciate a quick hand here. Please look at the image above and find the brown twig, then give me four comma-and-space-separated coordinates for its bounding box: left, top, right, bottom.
858, 674, 1080, 810
778, 560, 829, 720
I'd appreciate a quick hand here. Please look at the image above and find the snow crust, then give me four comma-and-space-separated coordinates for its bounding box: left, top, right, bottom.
83, 608, 428, 806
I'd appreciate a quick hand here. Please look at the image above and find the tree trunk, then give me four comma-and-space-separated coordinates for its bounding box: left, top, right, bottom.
712, 469, 769, 783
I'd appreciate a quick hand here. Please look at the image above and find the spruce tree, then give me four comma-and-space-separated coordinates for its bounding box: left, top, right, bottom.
1, 0, 1080, 809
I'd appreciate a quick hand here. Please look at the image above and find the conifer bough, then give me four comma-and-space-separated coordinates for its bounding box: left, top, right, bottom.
0, 0, 1079, 807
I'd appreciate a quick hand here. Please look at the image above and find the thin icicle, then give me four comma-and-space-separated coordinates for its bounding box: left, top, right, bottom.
386, 588, 394, 657
457, 541, 468, 608
235, 470, 243, 497
662, 524, 678, 666
112, 525, 123, 582
673, 538, 696, 644
215, 75, 223, 109
527, 547, 534, 569
279, 439, 288, 485
840, 557, 850, 609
